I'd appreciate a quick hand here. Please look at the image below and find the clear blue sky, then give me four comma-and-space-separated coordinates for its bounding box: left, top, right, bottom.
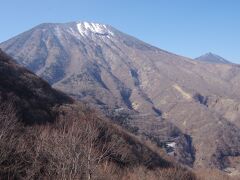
1, 0, 240, 63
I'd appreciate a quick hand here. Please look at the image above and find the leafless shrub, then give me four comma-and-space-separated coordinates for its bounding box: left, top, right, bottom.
122, 166, 196, 180
0, 103, 22, 177
195, 168, 237, 180
0, 102, 18, 140
0, 103, 197, 179
18, 105, 124, 180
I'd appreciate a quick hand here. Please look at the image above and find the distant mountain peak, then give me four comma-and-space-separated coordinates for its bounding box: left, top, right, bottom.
195, 52, 232, 64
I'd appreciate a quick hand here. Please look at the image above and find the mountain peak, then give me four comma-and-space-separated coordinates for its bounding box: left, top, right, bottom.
33, 21, 115, 39
76, 21, 114, 37
195, 52, 232, 64
205, 52, 216, 56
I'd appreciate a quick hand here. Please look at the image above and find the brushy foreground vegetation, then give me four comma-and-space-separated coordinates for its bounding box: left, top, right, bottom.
0, 102, 198, 180
0, 102, 237, 180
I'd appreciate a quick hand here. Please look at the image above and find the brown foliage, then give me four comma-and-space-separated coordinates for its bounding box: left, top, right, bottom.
0, 103, 196, 179
195, 168, 238, 180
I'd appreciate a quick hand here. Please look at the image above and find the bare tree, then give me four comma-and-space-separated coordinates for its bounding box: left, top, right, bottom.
32, 107, 120, 179
81, 119, 116, 180
0, 102, 24, 178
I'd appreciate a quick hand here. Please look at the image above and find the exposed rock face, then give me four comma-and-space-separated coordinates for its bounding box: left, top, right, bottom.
1, 22, 240, 171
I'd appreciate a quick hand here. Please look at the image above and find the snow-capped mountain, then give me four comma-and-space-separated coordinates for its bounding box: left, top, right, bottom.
76, 22, 114, 37
195, 52, 232, 64
1, 21, 240, 172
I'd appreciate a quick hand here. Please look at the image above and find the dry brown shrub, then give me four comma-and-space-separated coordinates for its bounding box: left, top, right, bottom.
122, 166, 196, 180
0, 103, 125, 179
195, 168, 238, 180
0, 103, 196, 179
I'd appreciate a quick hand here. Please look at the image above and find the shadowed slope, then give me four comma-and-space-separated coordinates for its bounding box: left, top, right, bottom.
0, 49, 73, 124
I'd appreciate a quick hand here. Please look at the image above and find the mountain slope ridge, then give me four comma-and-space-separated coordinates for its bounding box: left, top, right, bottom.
1, 21, 240, 174
0, 48, 73, 124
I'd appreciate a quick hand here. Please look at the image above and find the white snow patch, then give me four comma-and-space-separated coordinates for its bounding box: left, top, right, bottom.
167, 142, 176, 148
77, 22, 114, 37
114, 107, 125, 112
54, 27, 63, 37
67, 27, 82, 40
